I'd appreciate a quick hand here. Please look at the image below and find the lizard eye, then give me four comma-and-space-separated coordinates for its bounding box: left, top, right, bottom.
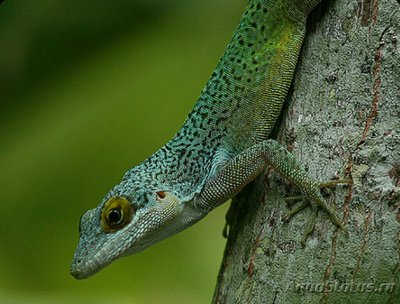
101, 197, 134, 232
108, 208, 123, 226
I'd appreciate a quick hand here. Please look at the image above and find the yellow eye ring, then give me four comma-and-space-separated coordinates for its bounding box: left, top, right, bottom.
101, 197, 134, 232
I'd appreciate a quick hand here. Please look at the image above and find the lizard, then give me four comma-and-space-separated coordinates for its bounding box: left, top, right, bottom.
71, 0, 349, 279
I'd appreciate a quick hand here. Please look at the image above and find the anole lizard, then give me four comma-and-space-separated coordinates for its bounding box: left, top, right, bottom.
71, 0, 348, 279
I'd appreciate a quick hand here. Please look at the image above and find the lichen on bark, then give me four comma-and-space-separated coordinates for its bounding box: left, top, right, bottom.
213, 1, 400, 303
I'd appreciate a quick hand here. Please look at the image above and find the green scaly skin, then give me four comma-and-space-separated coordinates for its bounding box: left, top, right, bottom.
71, 0, 344, 279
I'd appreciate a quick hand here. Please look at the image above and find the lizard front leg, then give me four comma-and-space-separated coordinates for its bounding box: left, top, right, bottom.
198, 139, 345, 245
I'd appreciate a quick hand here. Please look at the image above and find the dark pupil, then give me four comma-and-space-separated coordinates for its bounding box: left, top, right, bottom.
108, 208, 122, 226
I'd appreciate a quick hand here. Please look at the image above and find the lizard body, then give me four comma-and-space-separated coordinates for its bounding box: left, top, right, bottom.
71, 0, 344, 279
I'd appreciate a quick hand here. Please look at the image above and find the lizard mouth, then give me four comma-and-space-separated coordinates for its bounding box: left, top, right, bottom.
70, 262, 99, 280
70, 229, 130, 279
70, 237, 153, 279
70, 251, 113, 280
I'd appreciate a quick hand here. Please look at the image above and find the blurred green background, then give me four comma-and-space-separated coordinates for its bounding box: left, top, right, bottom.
0, 0, 245, 303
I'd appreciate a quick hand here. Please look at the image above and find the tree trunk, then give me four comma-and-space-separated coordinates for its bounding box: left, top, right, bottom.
213, 0, 400, 303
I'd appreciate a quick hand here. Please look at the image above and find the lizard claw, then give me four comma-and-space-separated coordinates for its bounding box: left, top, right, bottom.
283, 179, 351, 246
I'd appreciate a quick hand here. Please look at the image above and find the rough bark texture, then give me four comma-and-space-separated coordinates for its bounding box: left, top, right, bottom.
213, 0, 400, 303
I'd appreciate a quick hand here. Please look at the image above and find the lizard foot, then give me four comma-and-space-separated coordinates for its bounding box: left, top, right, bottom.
283, 179, 352, 246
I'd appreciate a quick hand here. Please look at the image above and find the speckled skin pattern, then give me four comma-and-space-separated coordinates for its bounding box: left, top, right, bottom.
71, 0, 342, 279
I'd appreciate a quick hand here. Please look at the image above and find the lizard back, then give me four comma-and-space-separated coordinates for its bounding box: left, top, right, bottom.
129, 1, 311, 195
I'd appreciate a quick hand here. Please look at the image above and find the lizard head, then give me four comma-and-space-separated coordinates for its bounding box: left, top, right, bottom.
70, 190, 187, 279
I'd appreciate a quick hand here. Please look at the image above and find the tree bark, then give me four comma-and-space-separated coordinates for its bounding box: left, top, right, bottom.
213, 0, 400, 303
